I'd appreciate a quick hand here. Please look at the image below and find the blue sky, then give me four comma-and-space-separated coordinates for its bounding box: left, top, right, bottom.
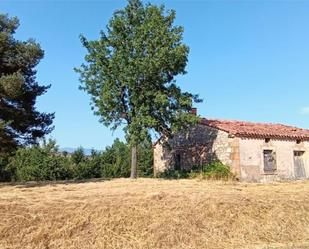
2, 0, 309, 150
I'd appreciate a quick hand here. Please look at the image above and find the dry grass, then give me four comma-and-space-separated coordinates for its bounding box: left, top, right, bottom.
0, 178, 309, 249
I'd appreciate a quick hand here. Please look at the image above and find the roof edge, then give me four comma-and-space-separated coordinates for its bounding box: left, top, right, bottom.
200, 118, 309, 141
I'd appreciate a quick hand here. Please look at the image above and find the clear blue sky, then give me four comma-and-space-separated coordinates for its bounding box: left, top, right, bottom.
2, 0, 309, 150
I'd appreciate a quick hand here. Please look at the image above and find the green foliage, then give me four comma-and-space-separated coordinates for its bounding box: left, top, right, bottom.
101, 139, 131, 178
0, 155, 11, 181
137, 136, 154, 177
69, 139, 132, 179
198, 161, 233, 180
76, 0, 201, 177
8, 140, 73, 182
2, 137, 153, 182
73, 160, 100, 180
71, 147, 85, 165
0, 14, 54, 156
158, 161, 234, 180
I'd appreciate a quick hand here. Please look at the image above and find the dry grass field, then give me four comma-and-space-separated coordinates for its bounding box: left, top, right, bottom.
0, 178, 309, 249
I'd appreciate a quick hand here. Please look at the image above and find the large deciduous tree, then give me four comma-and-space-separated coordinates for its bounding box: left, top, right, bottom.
0, 14, 54, 157
76, 0, 201, 178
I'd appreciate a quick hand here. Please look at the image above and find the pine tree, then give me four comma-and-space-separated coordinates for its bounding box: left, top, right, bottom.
0, 14, 54, 156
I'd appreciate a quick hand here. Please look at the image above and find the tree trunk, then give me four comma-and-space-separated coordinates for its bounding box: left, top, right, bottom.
130, 145, 137, 179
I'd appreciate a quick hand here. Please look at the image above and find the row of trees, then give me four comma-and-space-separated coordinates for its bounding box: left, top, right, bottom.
0, 0, 202, 181
2, 138, 153, 182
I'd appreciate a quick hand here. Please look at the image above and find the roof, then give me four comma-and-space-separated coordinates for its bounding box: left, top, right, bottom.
201, 118, 309, 140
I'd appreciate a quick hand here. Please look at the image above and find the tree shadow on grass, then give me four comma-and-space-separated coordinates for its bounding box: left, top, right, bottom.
0, 177, 112, 189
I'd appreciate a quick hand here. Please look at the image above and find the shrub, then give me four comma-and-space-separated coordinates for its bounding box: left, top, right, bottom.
0, 156, 11, 181
158, 161, 234, 180
2, 137, 154, 182
74, 159, 101, 179
195, 161, 234, 180
99, 139, 130, 178
137, 136, 153, 177
8, 140, 73, 181
71, 147, 85, 165
72, 137, 153, 179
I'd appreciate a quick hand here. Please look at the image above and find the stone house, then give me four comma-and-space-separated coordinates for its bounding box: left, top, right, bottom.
153, 118, 309, 182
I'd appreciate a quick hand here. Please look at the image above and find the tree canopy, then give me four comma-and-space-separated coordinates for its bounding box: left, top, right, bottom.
76, 0, 201, 177
0, 14, 54, 156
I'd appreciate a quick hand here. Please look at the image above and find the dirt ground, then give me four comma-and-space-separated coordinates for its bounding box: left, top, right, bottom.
0, 178, 309, 249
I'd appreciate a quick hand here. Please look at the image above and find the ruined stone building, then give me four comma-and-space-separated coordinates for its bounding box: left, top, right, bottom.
153, 117, 309, 182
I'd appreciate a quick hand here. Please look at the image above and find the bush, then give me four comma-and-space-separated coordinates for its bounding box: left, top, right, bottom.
101, 139, 130, 178
7, 140, 73, 182
0, 156, 11, 181
158, 161, 234, 180
191, 161, 234, 180
72, 148, 102, 180
2, 137, 154, 182
137, 136, 153, 177
71, 147, 86, 165
74, 159, 101, 179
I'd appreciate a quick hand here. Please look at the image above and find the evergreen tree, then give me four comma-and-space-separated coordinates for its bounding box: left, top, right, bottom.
101, 138, 131, 178
0, 14, 54, 156
76, 0, 201, 178
71, 147, 85, 165
137, 135, 153, 177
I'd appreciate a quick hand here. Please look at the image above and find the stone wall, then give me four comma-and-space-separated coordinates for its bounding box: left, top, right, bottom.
153, 125, 235, 174
154, 124, 309, 182
239, 138, 309, 182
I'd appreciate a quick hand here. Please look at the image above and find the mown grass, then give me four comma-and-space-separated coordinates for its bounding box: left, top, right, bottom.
0, 178, 308, 249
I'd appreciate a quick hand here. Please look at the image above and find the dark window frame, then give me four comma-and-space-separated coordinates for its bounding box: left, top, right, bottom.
263, 149, 277, 173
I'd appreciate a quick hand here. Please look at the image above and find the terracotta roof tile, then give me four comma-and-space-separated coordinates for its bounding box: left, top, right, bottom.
201, 118, 309, 140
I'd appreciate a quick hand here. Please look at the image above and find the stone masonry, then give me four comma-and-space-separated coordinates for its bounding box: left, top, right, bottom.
153, 118, 309, 182
153, 124, 239, 177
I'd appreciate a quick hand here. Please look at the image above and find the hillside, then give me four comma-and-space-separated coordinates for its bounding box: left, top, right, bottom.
0, 179, 309, 249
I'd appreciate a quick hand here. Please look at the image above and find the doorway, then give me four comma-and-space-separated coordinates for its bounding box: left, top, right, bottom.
294, 151, 306, 178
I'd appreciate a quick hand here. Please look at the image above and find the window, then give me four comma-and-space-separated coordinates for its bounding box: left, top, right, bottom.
263, 150, 276, 173
175, 154, 181, 171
